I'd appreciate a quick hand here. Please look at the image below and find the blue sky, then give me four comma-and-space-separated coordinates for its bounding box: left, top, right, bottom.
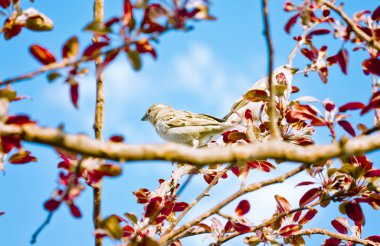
0, 0, 380, 245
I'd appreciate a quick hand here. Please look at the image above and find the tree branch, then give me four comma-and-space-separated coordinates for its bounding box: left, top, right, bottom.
262, 0, 281, 139
294, 228, 379, 246
2, 124, 380, 165
159, 165, 305, 245
321, 0, 380, 51
92, 1, 104, 246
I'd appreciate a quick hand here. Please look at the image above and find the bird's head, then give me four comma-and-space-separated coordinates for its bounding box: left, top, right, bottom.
141, 104, 171, 124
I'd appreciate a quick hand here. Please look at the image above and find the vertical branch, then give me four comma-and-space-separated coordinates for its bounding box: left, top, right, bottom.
262, 0, 281, 139
93, 1, 104, 246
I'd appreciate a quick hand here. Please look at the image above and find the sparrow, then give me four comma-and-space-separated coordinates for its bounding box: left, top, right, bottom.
142, 104, 235, 147
224, 65, 298, 123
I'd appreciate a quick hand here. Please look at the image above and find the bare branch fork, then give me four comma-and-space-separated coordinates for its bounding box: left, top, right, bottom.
1, 123, 380, 165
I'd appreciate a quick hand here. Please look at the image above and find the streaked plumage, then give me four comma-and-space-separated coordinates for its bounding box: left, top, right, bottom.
142, 104, 234, 147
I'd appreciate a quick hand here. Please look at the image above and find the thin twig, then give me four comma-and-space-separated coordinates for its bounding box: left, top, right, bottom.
223, 202, 319, 243
294, 228, 379, 246
92, 1, 105, 246
166, 165, 231, 233
288, 22, 320, 65
262, 0, 281, 139
159, 165, 305, 245
321, 0, 380, 51
30, 212, 54, 244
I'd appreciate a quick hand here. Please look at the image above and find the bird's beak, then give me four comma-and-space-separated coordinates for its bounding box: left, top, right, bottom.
141, 113, 148, 121
290, 67, 299, 74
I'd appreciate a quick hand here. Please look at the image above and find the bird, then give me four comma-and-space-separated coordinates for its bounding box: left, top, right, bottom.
224, 65, 298, 124
142, 104, 235, 147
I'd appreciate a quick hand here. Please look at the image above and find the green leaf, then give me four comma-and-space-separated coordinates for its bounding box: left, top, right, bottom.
84, 21, 112, 35
98, 215, 123, 239
0, 87, 17, 101
47, 72, 62, 82
127, 50, 142, 71
243, 89, 269, 102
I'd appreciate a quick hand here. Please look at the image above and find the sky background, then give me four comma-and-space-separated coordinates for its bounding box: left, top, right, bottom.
0, 0, 379, 245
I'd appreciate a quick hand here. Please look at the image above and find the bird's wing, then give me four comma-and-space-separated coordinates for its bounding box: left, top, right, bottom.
166, 111, 223, 127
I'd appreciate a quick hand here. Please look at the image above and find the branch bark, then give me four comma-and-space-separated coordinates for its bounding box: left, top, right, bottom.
2, 124, 380, 165
294, 228, 379, 246
92, 1, 104, 246
262, 0, 281, 139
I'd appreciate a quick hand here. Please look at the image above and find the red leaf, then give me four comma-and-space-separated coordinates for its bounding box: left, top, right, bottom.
337, 49, 349, 74
0, 0, 11, 8
339, 102, 365, 112
323, 99, 335, 112
224, 220, 233, 232
324, 237, 341, 246
299, 188, 321, 207
275, 195, 292, 213
331, 217, 349, 234
366, 235, 380, 243
338, 120, 356, 136
372, 5, 380, 21
298, 209, 317, 225
69, 204, 82, 218
132, 188, 150, 204
365, 169, 380, 177
97, 49, 120, 77
292, 211, 302, 222
8, 151, 37, 164
44, 199, 61, 211
301, 48, 317, 61
295, 181, 315, 187
30, 44, 57, 65
136, 39, 157, 59
306, 29, 331, 39
245, 109, 253, 121
109, 135, 124, 142
123, 225, 135, 237
82, 42, 109, 58
362, 58, 380, 76
70, 82, 79, 108
291, 86, 300, 93
173, 202, 188, 212
345, 201, 365, 226
285, 14, 300, 34
144, 197, 162, 218
290, 104, 326, 126
235, 200, 250, 216
123, 0, 133, 25
6, 115, 36, 125
232, 221, 251, 233
161, 201, 174, 216
3, 22, 22, 40
1, 135, 21, 154
278, 224, 301, 237
0, 212, 5, 216
247, 160, 275, 172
